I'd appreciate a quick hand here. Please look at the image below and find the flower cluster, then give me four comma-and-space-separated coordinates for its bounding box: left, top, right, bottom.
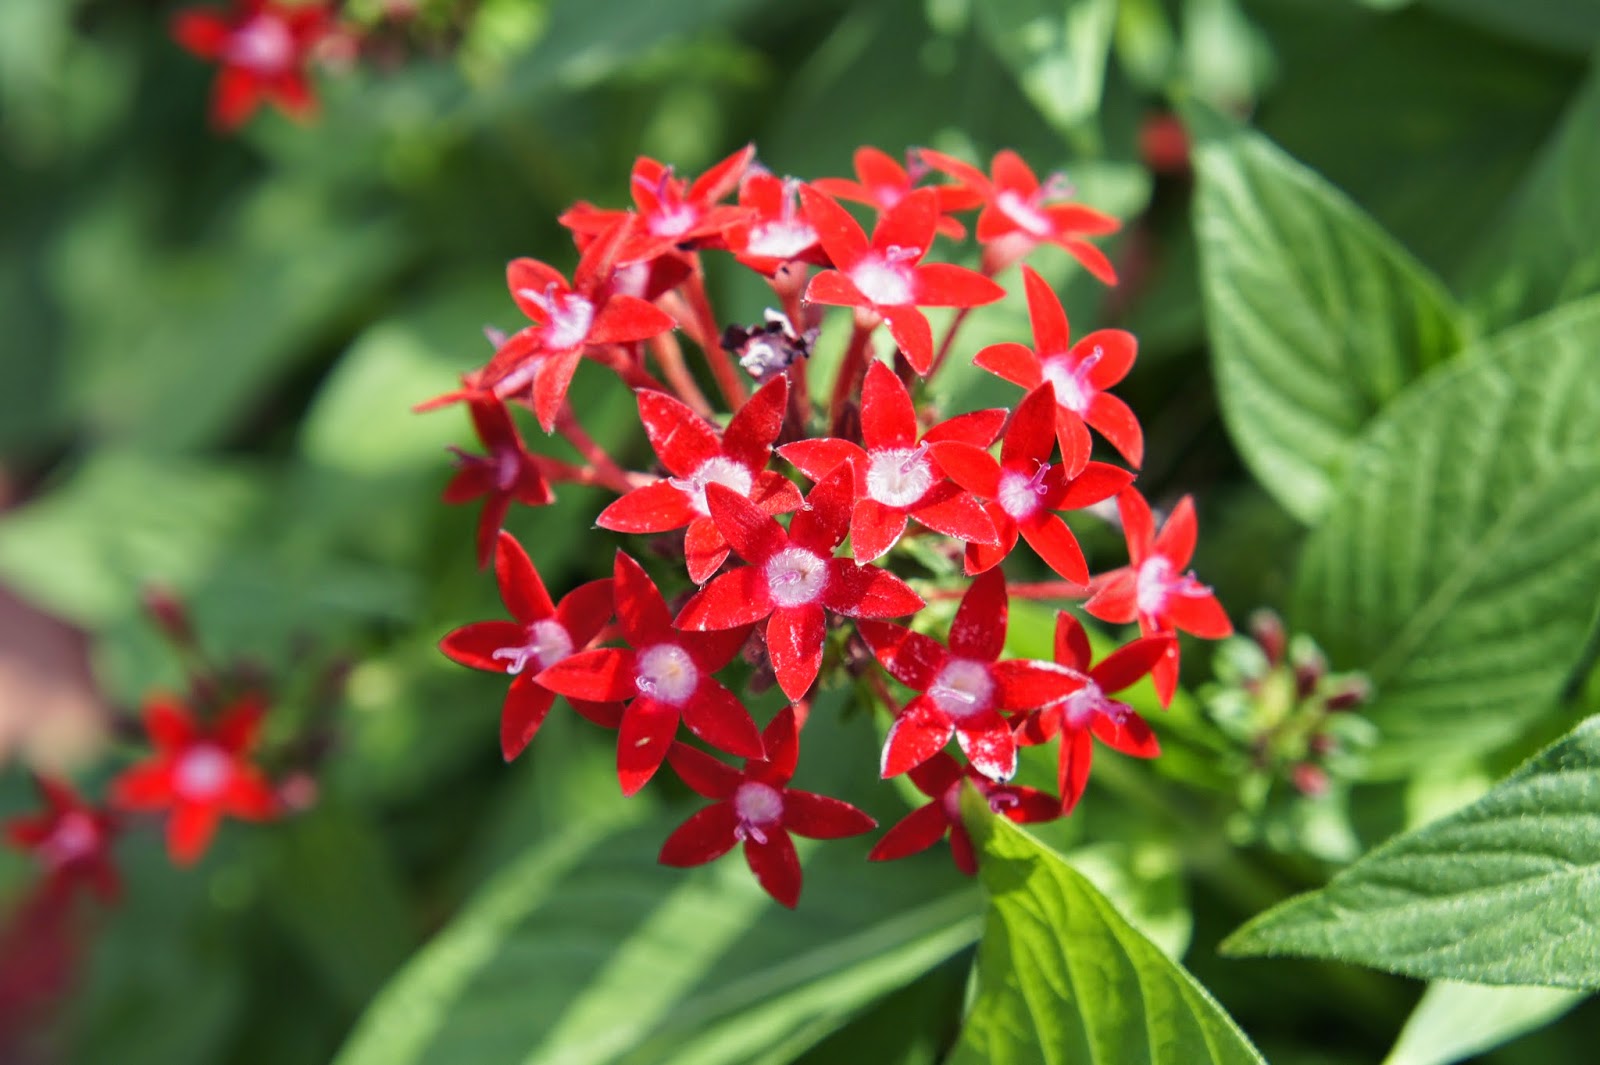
431, 145, 1233, 906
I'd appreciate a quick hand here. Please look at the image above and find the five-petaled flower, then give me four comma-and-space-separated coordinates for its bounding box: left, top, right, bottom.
868, 752, 1057, 875
4, 777, 120, 902
975, 265, 1144, 467
171, 0, 334, 131
724, 172, 826, 277
810, 146, 980, 240
859, 569, 1082, 782
800, 185, 1004, 374
443, 396, 554, 568
439, 530, 616, 761
597, 377, 801, 583
780, 360, 1003, 562
932, 383, 1133, 584
1085, 489, 1233, 705
675, 464, 926, 700
659, 707, 875, 907
562, 146, 757, 266
537, 551, 761, 795
110, 694, 280, 865
1016, 613, 1171, 813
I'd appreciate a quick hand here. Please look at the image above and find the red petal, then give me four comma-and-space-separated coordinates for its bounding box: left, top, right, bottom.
536, 648, 638, 702
1060, 237, 1118, 285
597, 481, 695, 534
752, 471, 804, 514
1150, 647, 1180, 708
974, 342, 1044, 390
907, 752, 965, 797
755, 706, 801, 785
1020, 265, 1071, 355
1117, 488, 1156, 564
556, 578, 614, 648
1021, 514, 1090, 585
667, 743, 742, 799
1059, 728, 1094, 815
636, 390, 720, 477
964, 513, 1017, 575
690, 143, 756, 203
441, 465, 491, 505
474, 493, 512, 571
211, 68, 262, 131
956, 709, 1018, 781
855, 146, 910, 192
991, 659, 1083, 711
684, 518, 731, 584
850, 499, 908, 564
1167, 593, 1233, 640
949, 568, 1008, 661
1084, 568, 1138, 625
1078, 328, 1136, 389
223, 771, 278, 820
860, 360, 918, 450
1046, 203, 1122, 237
949, 823, 978, 875
928, 442, 1000, 498
1092, 635, 1172, 693
530, 352, 583, 434
804, 270, 870, 309
722, 375, 789, 470
214, 695, 265, 754
659, 803, 740, 866
111, 763, 174, 810
500, 675, 556, 761
881, 306, 934, 375
822, 560, 924, 619
616, 697, 680, 796
705, 483, 787, 564
676, 566, 772, 630
925, 408, 1007, 448
440, 620, 528, 673
1091, 709, 1161, 759
1001, 384, 1059, 468
1155, 496, 1198, 570
872, 187, 937, 256
1059, 461, 1136, 511
492, 530, 555, 623
1000, 785, 1063, 824
868, 802, 951, 862
145, 697, 196, 751
918, 148, 993, 195
1086, 392, 1145, 469
880, 697, 954, 778
615, 550, 677, 643
912, 263, 1005, 308
910, 487, 998, 546
682, 679, 765, 759
783, 791, 876, 839
171, 11, 231, 57
990, 150, 1039, 195
168, 804, 221, 866
857, 620, 944, 691
571, 699, 625, 730
789, 463, 855, 554
590, 295, 675, 345
778, 438, 864, 484
799, 185, 870, 268
767, 605, 828, 701
1053, 612, 1093, 673
744, 833, 802, 908
683, 623, 753, 674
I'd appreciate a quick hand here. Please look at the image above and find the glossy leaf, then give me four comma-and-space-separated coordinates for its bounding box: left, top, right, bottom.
1382, 981, 1586, 1065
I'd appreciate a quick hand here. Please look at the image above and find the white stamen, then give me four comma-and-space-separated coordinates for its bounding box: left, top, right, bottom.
764, 547, 829, 607
865, 445, 934, 508
492, 619, 574, 675
996, 189, 1053, 238
732, 781, 784, 844
1040, 347, 1103, 415
997, 463, 1051, 520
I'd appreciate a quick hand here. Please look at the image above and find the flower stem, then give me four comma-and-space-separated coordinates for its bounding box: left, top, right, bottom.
554, 406, 640, 493
830, 320, 875, 429
647, 333, 716, 418
683, 268, 748, 409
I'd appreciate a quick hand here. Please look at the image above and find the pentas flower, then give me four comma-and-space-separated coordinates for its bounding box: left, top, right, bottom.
675, 465, 926, 700
859, 569, 1082, 781
562, 146, 756, 265
171, 0, 333, 131
811, 146, 981, 240
931, 383, 1133, 584
537, 552, 760, 795
799, 185, 1004, 374
868, 753, 1057, 875
660, 708, 875, 908
1086, 489, 1233, 705
975, 265, 1144, 468
779, 360, 1003, 562
724, 172, 826, 277
4, 778, 120, 903
444, 396, 554, 567
439, 531, 616, 761
1016, 613, 1170, 814
597, 377, 801, 583
110, 694, 280, 865
919, 148, 1121, 283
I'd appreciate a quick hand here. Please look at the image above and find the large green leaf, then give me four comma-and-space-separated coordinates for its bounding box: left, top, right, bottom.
975, 0, 1116, 142
1294, 295, 1600, 775
1382, 981, 1586, 1065
1461, 57, 1600, 329
1420, 0, 1600, 55
950, 794, 1267, 1065
1191, 118, 1464, 523
1224, 714, 1600, 988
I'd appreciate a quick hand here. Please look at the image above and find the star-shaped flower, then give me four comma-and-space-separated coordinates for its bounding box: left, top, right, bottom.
868, 752, 1057, 875
110, 694, 280, 866
439, 530, 617, 761
674, 464, 926, 700
171, 0, 333, 131
811, 146, 981, 240
974, 265, 1143, 467
443, 396, 555, 568
562, 146, 756, 266
799, 185, 1004, 375
1084, 489, 1233, 705
537, 551, 760, 795
659, 707, 876, 908
597, 376, 801, 583
930, 383, 1133, 584
859, 569, 1082, 781
4, 777, 120, 902
779, 360, 1003, 562
723, 172, 827, 277
1016, 613, 1171, 813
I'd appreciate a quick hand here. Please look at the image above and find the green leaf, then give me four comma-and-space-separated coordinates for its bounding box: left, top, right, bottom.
1382, 981, 1586, 1065
1191, 117, 1465, 523
1223, 714, 1600, 988
1294, 295, 1600, 775
975, 0, 1116, 140
1419, 0, 1600, 55
1461, 57, 1600, 329
951, 793, 1267, 1065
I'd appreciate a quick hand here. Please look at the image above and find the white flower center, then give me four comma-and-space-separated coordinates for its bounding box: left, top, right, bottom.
1041, 349, 1102, 415
492, 619, 574, 675
928, 658, 994, 719
872, 185, 904, 209
1059, 678, 1109, 730
746, 220, 817, 259
650, 204, 698, 239
996, 189, 1053, 238
634, 644, 699, 705
44, 812, 100, 866
732, 781, 785, 844
850, 252, 915, 306
174, 745, 233, 802
669, 456, 754, 517
228, 15, 294, 74
1136, 556, 1174, 618
997, 464, 1051, 520
866, 445, 934, 508
764, 547, 829, 607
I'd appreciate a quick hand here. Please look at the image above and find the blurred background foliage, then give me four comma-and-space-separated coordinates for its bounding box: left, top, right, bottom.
1, 0, 1598, 1063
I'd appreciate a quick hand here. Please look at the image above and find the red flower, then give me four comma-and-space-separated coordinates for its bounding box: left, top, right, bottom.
110, 694, 280, 865
536, 552, 760, 795
597, 377, 801, 582
444, 396, 555, 567
919, 148, 1121, 283
562, 146, 756, 265
1084, 489, 1233, 705
868, 752, 1057, 875
1016, 613, 1170, 813
811, 146, 981, 240
674, 465, 926, 701
799, 185, 1004, 375
439, 531, 617, 761
4, 777, 120, 902
723, 172, 827, 277
859, 569, 1082, 781
171, 0, 333, 131
931, 384, 1133, 584
975, 265, 1143, 467
779, 360, 1003, 562
659, 707, 875, 908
